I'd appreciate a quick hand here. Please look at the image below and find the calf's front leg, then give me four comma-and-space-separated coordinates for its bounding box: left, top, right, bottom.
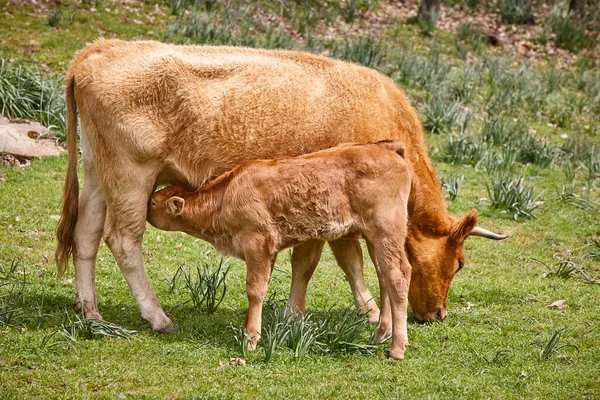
243, 241, 274, 351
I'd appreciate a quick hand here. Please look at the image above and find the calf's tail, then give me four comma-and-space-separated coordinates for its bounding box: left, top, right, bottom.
55, 74, 79, 278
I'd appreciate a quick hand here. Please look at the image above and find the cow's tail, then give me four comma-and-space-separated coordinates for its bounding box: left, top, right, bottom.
55, 74, 79, 279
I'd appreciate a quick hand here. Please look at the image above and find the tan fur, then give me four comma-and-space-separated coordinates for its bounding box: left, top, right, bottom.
148, 140, 412, 359
55, 39, 503, 331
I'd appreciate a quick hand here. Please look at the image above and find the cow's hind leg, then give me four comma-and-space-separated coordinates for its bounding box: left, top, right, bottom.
73, 161, 106, 320
328, 239, 380, 323
102, 166, 175, 333
287, 240, 324, 315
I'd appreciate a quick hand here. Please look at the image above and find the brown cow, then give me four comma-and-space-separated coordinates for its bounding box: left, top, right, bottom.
55, 39, 506, 333
148, 140, 412, 359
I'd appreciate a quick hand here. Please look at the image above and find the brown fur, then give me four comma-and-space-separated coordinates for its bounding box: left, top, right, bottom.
148, 140, 412, 359
55, 39, 504, 331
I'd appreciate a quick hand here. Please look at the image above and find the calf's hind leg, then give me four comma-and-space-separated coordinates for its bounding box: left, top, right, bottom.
102, 166, 176, 333
365, 236, 411, 360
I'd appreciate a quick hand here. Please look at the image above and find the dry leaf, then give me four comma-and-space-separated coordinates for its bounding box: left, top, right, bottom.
547, 300, 567, 309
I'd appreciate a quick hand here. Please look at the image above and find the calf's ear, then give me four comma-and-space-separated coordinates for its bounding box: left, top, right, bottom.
450, 209, 478, 242
166, 196, 185, 217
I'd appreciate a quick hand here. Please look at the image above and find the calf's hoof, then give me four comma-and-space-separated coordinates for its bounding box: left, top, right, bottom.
247, 335, 259, 352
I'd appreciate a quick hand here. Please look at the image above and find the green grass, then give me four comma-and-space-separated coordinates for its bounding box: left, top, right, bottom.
1, 0, 600, 398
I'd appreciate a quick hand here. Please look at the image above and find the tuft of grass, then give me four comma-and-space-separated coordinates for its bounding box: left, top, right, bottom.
487, 175, 541, 220
537, 329, 578, 361
180, 257, 231, 314
422, 95, 465, 135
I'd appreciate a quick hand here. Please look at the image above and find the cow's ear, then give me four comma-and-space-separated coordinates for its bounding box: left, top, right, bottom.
451, 209, 478, 242
166, 196, 185, 217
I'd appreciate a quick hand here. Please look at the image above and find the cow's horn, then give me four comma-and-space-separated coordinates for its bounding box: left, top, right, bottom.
469, 226, 509, 240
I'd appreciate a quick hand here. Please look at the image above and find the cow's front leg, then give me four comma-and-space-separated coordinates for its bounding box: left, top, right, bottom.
328, 239, 380, 323
102, 171, 175, 333
243, 238, 274, 351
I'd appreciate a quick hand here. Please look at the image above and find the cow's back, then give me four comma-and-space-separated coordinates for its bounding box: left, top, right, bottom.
69, 39, 424, 188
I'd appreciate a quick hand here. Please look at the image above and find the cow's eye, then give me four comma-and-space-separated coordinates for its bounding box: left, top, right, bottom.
457, 260, 464, 272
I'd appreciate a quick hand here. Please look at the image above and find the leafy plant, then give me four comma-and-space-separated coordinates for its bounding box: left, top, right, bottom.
487, 175, 541, 220
442, 135, 485, 165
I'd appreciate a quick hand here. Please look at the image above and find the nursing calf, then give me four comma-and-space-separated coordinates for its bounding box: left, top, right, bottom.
148, 140, 412, 359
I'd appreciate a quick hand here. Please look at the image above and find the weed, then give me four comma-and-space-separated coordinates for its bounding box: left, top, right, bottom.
442, 135, 485, 165
180, 257, 231, 314
487, 175, 541, 220
549, 6, 590, 52
333, 35, 382, 69
417, 10, 438, 36
313, 308, 377, 355
163, 267, 182, 292
422, 95, 463, 135
287, 311, 318, 359
456, 23, 486, 53
0, 280, 25, 326
261, 301, 291, 362
499, 0, 534, 24
0, 59, 66, 139
231, 324, 251, 359
588, 238, 600, 259
555, 184, 600, 212
537, 329, 578, 361
47, 8, 62, 27
59, 311, 138, 342
345, 0, 359, 22
0, 258, 20, 279
441, 174, 464, 201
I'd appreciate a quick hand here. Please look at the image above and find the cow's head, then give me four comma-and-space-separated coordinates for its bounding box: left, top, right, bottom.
407, 209, 507, 322
147, 186, 188, 231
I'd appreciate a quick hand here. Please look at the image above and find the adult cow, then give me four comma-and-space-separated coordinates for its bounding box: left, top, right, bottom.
56, 39, 506, 333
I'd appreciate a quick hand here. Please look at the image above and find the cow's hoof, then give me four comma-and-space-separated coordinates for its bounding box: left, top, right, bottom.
387, 349, 405, 360
367, 310, 381, 325
85, 311, 103, 321
156, 324, 178, 334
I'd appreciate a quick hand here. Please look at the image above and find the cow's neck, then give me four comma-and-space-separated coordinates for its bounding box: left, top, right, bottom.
406, 150, 452, 237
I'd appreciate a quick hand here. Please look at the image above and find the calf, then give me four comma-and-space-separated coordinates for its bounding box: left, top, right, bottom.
148, 140, 412, 359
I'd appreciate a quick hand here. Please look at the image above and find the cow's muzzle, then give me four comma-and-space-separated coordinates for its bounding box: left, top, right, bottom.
414, 307, 447, 322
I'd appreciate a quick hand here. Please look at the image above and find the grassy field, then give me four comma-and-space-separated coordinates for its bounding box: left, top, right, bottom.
1, 0, 599, 398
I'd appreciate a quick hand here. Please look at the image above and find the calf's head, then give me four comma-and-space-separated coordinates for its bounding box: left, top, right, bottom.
407, 210, 507, 322
147, 186, 188, 231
